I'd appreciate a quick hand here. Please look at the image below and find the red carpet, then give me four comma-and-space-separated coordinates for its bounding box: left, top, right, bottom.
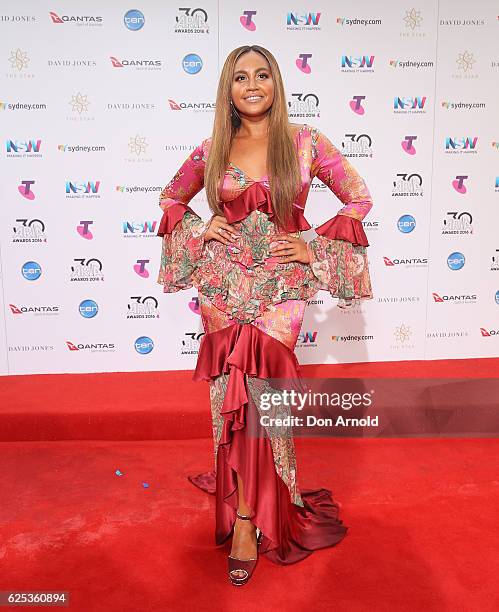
1, 357, 498, 441
0, 357, 498, 610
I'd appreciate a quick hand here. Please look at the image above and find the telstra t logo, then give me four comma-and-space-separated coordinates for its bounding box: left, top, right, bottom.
452, 175, 468, 194
296, 53, 312, 74
18, 180, 36, 200
401, 135, 417, 155
134, 259, 150, 278
77, 220, 94, 240
188, 297, 200, 314
350, 95, 366, 115
240, 10, 256, 30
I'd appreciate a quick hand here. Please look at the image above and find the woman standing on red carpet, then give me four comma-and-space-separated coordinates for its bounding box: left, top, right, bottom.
157, 45, 373, 586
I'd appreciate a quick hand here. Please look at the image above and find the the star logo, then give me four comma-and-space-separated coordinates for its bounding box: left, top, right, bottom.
9, 48, 29, 71
394, 324, 412, 344
456, 51, 476, 72
403, 9, 422, 30
128, 135, 148, 156
69, 92, 90, 114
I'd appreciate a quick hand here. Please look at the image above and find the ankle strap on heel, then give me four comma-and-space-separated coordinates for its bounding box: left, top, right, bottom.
236, 511, 252, 520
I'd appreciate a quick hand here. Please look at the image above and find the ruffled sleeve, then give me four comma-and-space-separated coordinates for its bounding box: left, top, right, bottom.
157, 140, 213, 292
306, 127, 373, 307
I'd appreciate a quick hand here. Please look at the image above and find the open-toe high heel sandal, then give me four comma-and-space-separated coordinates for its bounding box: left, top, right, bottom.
228, 511, 263, 586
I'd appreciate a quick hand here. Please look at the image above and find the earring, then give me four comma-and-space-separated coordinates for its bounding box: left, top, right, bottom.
230, 100, 241, 120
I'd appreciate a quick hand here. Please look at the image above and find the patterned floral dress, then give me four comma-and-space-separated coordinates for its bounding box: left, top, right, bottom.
157, 124, 373, 564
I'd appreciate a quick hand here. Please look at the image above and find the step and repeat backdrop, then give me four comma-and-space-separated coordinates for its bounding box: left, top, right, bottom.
1, 1, 498, 375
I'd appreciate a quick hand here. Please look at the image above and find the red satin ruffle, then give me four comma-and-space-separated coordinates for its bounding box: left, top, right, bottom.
190, 322, 348, 564
157, 202, 197, 237
193, 323, 303, 383
222, 182, 312, 233
314, 214, 369, 247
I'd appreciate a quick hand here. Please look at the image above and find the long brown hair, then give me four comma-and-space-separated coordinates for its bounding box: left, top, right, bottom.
204, 45, 302, 229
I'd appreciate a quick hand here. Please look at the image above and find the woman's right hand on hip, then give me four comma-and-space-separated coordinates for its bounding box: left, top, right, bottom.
204, 215, 241, 245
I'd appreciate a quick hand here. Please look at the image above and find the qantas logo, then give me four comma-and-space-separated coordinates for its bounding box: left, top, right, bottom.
432, 292, 477, 303
383, 256, 428, 266
480, 328, 499, 337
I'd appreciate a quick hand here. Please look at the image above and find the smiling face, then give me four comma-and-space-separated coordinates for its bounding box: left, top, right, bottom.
231, 50, 274, 119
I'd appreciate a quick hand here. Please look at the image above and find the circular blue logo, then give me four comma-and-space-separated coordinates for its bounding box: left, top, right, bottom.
79, 299, 99, 318
447, 252, 465, 270
135, 336, 154, 354
22, 261, 42, 280
182, 53, 203, 74
495, 290, 499, 305
124, 9, 145, 30
397, 214, 416, 233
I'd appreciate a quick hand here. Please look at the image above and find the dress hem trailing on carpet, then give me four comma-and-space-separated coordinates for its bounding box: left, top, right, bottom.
189, 321, 348, 565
